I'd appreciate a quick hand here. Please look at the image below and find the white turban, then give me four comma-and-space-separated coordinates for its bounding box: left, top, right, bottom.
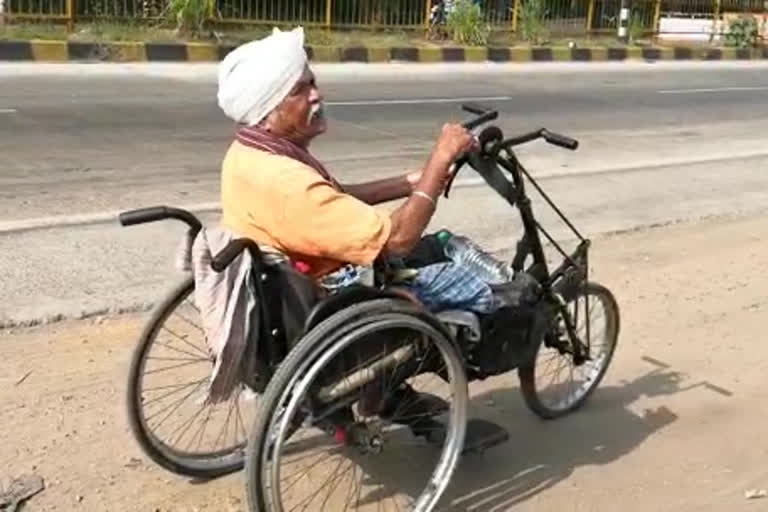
217, 27, 308, 126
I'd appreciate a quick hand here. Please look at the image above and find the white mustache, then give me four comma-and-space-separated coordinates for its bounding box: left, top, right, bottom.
307, 103, 324, 124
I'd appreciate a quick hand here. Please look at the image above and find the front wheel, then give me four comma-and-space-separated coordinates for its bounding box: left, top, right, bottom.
519, 281, 620, 420
245, 298, 469, 512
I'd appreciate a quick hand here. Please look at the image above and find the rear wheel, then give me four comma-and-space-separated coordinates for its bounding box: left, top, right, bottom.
519, 281, 620, 419
126, 276, 257, 478
245, 299, 469, 512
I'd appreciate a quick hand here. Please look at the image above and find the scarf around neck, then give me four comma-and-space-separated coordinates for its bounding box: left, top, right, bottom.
236, 125, 342, 191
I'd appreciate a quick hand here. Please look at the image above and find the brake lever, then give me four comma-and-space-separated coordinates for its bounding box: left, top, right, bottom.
444, 133, 485, 199
443, 106, 497, 199
443, 158, 466, 199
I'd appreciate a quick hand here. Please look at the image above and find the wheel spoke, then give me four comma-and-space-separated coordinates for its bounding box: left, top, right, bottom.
142, 379, 206, 407
168, 401, 209, 447
147, 379, 207, 429
160, 325, 209, 358
144, 359, 208, 375
147, 356, 209, 362
526, 285, 618, 415
153, 341, 210, 360
174, 305, 206, 335
188, 405, 215, 452
213, 399, 236, 451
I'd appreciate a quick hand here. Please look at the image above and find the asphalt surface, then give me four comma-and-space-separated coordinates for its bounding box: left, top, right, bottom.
1, 61, 768, 326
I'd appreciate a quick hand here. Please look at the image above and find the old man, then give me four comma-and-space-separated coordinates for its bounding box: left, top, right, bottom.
213, 26, 508, 311
203, 27, 514, 416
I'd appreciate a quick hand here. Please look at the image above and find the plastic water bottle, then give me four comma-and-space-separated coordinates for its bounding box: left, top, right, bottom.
436, 230, 515, 285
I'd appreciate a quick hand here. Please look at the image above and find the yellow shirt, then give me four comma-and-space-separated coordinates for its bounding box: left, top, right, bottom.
220, 141, 392, 279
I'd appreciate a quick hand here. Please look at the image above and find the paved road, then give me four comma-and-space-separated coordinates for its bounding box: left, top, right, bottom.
3, 61, 768, 222
1, 61, 767, 326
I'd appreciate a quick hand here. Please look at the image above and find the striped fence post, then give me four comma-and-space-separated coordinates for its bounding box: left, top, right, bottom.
652, 0, 662, 40
586, 0, 596, 36
512, 0, 519, 33
66, 0, 75, 31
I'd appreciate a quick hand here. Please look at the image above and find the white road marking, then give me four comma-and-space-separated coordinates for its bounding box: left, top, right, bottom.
0, 108, 17, 114
658, 86, 768, 94
326, 96, 512, 106
3, 61, 768, 81
0, 203, 220, 234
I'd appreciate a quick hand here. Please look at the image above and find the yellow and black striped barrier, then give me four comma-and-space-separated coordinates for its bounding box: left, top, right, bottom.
1, 40, 767, 63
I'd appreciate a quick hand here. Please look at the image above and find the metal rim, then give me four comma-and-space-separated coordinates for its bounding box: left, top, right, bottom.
133, 283, 254, 469
262, 313, 468, 512
531, 287, 616, 412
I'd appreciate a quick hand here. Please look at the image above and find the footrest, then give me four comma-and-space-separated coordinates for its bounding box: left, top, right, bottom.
461, 418, 510, 455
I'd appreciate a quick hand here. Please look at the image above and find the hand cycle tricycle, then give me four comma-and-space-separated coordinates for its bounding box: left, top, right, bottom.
118, 104, 620, 511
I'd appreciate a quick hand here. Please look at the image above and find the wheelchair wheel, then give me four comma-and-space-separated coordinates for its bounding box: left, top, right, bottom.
519, 281, 620, 420
245, 298, 468, 512
126, 275, 257, 478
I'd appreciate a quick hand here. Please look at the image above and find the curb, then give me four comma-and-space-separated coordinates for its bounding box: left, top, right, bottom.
1, 40, 768, 63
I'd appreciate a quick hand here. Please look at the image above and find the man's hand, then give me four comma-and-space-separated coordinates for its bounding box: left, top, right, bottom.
433, 123, 478, 166
416, 123, 478, 191
383, 124, 477, 256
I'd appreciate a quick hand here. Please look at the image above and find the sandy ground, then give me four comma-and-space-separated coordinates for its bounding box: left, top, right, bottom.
2, 212, 768, 512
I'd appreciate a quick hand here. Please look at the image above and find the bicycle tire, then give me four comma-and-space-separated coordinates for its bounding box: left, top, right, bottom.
126, 275, 250, 478
245, 298, 469, 512
518, 281, 620, 420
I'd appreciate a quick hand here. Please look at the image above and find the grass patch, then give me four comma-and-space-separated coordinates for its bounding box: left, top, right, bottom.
0, 22, 431, 45
0, 21, 735, 49
0, 22, 70, 40
0, 22, 180, 41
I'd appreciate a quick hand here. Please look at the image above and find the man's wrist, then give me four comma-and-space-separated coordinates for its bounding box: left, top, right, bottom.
429, 147, 456, 169
406, 170, 421, 191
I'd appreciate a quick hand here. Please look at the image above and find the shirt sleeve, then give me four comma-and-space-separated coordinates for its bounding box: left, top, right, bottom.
245, 156, 392, 266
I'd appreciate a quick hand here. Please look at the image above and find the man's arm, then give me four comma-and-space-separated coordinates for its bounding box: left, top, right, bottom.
341, 171, 421, 205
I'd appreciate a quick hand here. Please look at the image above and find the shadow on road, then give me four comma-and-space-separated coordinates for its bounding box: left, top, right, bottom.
349, 357, 732, 511
441, 365, 684, 512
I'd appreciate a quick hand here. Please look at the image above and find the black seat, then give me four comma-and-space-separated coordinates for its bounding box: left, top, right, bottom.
237, 256, 321, 392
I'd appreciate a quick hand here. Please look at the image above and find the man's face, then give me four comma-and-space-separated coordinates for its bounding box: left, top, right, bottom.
267, 65, 327, 145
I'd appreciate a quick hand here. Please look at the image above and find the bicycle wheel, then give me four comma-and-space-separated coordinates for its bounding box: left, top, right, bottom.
519, 281, 620, 419
245, 298, 469, 512
126, 275, 257, 478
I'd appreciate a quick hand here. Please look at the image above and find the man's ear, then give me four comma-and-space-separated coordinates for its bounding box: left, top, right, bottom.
260, 109, 279, 132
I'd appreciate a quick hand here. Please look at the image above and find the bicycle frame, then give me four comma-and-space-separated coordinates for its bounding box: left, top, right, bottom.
464, 122, 593, 362
495, 148, 589, 290
504, 148, 591, 361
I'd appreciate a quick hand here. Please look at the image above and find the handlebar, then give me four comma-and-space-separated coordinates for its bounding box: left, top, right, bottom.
118, 205, 255, 274
210, 238, 254, 272
541, 129, 579, 150
500, 128, 579, 151
118, 206, 203, 233
458, 103, 579, 152
460, 103, 499, 130
444, 104, 579, 198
